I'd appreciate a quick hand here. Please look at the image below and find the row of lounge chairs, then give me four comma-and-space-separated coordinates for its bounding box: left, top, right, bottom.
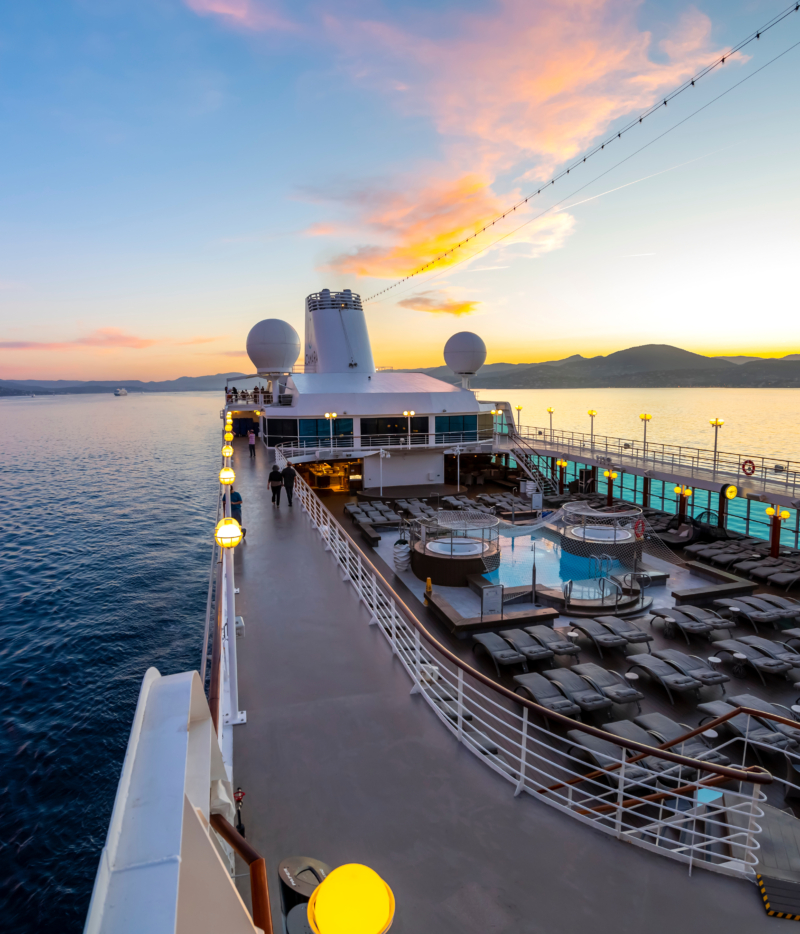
686, 538, 800, 589
344, 501, 403, 526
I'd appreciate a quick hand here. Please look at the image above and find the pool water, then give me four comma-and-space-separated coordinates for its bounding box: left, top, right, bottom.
484, 530, 625, 592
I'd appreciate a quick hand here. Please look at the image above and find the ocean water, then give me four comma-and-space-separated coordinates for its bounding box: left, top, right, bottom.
1, 384, 799, 931
0, 392, 219, 933
475, 386, 800, 461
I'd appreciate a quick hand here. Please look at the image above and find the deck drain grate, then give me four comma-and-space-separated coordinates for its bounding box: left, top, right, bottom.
757, 874, 800, 921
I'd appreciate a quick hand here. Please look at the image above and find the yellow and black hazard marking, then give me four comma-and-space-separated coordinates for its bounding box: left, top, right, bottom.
757, 874, 800, 921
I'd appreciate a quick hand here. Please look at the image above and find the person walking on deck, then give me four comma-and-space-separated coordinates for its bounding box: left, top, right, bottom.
229, 488, 245, 538
281, 463, 297, 507
248, 429, 256, 458
268, 466, 284, 506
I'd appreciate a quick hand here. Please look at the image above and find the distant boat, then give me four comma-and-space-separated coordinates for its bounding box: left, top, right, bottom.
114, 388, 128, 396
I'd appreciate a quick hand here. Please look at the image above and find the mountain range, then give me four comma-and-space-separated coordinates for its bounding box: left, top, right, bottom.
2, 346, 800, 396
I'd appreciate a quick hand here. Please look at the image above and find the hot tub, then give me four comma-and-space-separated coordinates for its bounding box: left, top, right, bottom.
571, 526, 633, 543
425, 538, 488, 557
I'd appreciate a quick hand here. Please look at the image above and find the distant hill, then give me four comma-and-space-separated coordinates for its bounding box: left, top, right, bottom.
406, 344, 800, 389
0, 373, 248, 397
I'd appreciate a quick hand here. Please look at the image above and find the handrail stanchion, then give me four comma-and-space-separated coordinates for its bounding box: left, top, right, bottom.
514, 706, 528, 797
615, 758, 626, 838
457, 667, 464, 741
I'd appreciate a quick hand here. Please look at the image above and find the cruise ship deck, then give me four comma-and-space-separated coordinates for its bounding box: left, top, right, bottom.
231, 440, 776, 933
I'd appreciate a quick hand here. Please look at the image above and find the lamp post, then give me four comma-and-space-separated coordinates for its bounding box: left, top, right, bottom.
325, 412, 337, 450
710, 418, 724, 477
556, 458, 568, 495
604, 469, 618, 507
547, 407, 554, 442
379, 448, 390, 496
639, 413, 651, 463
453, 445, 463, 492
766, 506, 791, 558
214, 503, 245, 725
403, 410, 415, 449
674, 484, 692, 524
514, 405, 522, 432
588, 410, 597, 450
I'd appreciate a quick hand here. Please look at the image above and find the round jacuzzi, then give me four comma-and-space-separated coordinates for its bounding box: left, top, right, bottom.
425, 538, 488, 557
571, 526, 633, 543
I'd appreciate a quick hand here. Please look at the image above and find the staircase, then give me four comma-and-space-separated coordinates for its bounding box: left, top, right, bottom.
495, 403, 558, 496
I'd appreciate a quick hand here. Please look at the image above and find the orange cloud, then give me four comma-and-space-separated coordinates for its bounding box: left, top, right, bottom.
0, 329, 158, 351
398, 291, 480, 317
183, 0, 295, 31
317, 0, 731, 280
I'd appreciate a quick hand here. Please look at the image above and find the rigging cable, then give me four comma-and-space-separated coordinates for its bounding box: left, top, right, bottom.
364, 2, 800, 302
365, 34, 800, 305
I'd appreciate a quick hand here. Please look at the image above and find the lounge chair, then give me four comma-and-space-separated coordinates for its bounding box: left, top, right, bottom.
603, 721, 698, 784
727, 693, 800, 744
625, 655, 702, 705
755, 594, 800, 618
677, 605, 736, 631
763, 564, 800, 589
568, 620, 629, 658
633, 712, 731, 765
652, 649, 729, 691
712, 598, 783, 632
593, 616, 653, 650
730, 555, 784, 574
541, 669, 613, 714
752, 561, 800, 582
711, 639, 793, 685
648, 608, 714, 644
571, 662, 644, 708
513, 672, 580, 718
472, 633, 528, 678
698, 700, 798, 752
499, 629, 555, 665
738, 635, 800, 667
565, 730, 652, 788
523, 625, 580, 658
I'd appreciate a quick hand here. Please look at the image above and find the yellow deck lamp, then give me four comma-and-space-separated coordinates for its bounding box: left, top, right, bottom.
766, 506, 792, 557
674, 484, 692, 522
214, 517, 243, 548
219, 466, 236, 485
555, 458, 568, 494
224, 431, 234, 442
588, 410, 597, 445
604, 469, 618, 506
546, 406, 554, 438
403, 410, 416, 447
307, 863, 395, 934
725, 485, 738, 500
514, 404, 523, 431
222, 444, 234, 458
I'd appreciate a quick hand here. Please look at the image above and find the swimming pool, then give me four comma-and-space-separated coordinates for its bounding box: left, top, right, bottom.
484, 529, 625, 591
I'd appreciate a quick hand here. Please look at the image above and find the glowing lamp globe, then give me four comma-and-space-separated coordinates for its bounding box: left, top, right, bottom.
224, 431, 234, 442
246, 318, 301, 372
214, 517, 243, 548
588, 409, 597, 417
766, 507, 776, 517
219, 467, 236, 485
781, 510, 791, 520
222, 444, 234, 458
725, 485, 738, 500
443, 331, 486, 378
307, 864, 395, 934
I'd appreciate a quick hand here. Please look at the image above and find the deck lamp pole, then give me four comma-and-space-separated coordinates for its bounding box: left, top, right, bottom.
710, 418, 724, 477
588, 410, 597, 450
604, 469, 618, 508
556, 459, 568, 495
639, 413, 651, 463
379, 448, 390, 496
325, 412, 337, 451
514, 405, 522, 432
674, 484, 692, 524
547, 407, 554, 442
766, 506, 791, 558
403, 410, 415, 449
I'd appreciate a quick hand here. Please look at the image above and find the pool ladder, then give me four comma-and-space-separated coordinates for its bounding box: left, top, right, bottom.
588, 553, 614, 580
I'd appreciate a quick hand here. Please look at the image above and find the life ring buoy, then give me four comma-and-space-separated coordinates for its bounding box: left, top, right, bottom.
741, 459, 756, 476
634, 518, 645, 538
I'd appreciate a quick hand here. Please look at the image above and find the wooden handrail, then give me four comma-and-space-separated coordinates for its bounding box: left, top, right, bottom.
210, 814, 273, 934
287, 470, 774, 785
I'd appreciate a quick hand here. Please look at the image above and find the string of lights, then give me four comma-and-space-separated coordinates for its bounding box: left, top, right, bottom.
364, 1, 800, 303
365, 35, 800, 306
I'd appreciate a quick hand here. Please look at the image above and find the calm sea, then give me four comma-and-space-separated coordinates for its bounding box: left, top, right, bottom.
1, 385, 799, 931
0, 392, 219, 933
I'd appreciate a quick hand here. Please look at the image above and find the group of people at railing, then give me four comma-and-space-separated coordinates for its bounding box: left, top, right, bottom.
226, 386, 271, 405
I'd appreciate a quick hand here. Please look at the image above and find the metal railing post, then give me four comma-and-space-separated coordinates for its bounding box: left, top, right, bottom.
225, 546, 245, 724
615, 757, 626, 838
514, 706, 528, 797
457, 667, 464, 741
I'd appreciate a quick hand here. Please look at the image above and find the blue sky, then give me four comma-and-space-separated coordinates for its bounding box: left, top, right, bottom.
0, 0, 798, 379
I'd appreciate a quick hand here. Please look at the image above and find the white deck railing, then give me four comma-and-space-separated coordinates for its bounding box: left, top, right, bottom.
274, 447, 772, 880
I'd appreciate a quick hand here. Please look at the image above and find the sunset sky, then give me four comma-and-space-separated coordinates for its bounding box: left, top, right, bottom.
1, 0, 798, 379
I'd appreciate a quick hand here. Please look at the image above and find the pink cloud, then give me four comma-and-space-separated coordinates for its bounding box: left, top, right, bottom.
183, 0, 296, 32
316, 0, 733, 278
0, 329, 158, 351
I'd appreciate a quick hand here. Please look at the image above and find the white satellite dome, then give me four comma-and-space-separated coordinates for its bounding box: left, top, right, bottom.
444, 331, 487, 377
246, 319, 301, 372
